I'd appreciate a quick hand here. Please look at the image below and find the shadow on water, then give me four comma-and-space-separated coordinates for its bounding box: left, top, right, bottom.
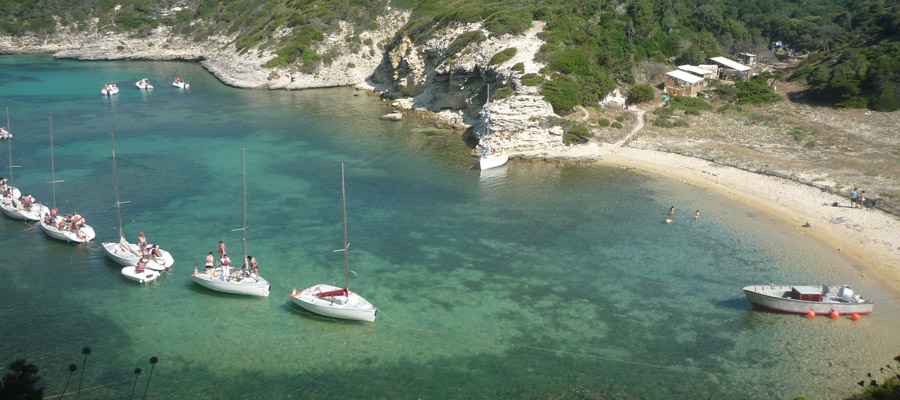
716, 296, 754, 311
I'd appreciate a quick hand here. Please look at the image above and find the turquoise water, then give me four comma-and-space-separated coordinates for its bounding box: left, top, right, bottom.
1, 55, 899, 399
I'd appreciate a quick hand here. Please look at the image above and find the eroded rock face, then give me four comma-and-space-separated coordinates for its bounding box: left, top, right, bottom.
370, 21, 566, 155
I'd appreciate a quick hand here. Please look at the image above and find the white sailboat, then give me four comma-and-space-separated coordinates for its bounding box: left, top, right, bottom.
190, 147, 270, 297
38, 117, 96, 243
477, 85, 508, 171
101, 131, 174, 272
290, 163, 377, 322
1, 108, 50, 221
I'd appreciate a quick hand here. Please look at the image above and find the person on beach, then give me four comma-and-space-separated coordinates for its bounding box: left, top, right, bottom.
665, 217, 673, 224
668, 206, 675, 216
205, 252, 215, 275
860, 191, 868, 210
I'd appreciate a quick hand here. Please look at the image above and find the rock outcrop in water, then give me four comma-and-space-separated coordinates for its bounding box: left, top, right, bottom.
0, 15, 572, 158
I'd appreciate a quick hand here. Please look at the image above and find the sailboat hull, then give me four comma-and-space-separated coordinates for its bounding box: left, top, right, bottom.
39, 217, 96, 243
290, 284, 377, 322
1, 200, 48, 222
191, 268, 270, 297
101, 241, 174, 271
479, 153, 509, 170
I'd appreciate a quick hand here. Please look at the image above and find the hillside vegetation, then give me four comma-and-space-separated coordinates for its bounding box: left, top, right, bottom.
0, 0, 897, 110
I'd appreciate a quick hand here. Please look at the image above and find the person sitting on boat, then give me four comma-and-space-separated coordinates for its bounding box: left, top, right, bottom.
48, 208, 58, 224
20, 194, 33, 211
148, 245, 161, 262
205, 252, 215, 275
247, 255, 259, 281
136, 258, 147, 273
138, 232, 147, 250
0, 176, 7, 191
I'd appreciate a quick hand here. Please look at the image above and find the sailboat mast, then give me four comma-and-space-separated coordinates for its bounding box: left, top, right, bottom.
110, 131, 124, 239
49, 116, 56, 210
6, 107, 12, 185
341, 163, 350, 291
241, 147, 248, 269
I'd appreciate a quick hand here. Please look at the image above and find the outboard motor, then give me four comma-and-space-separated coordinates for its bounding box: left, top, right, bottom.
838, 286, 854, 300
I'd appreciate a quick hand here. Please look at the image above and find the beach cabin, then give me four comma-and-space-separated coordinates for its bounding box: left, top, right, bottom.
664, 70, 703, 97
739, 53, 758, 66
709, 57, 751, 81
677, 65, 714, 84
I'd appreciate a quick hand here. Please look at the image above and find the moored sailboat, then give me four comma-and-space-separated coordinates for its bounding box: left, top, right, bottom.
38, 117, 96, 243
290, 163, 377, 322
101, 131, 174, 272
1, 107, 50, 221
477, 85, 508, 171
190, 147, 270, 297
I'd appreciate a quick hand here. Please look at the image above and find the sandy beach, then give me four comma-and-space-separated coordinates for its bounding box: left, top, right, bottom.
524, 138, 900, 298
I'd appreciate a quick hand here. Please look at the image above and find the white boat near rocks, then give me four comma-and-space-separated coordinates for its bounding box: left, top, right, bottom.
477, 86, 508, 171
290, 163, 377, 322
190, 147, 270, 297
743, 284, 873, 315
1, 108, 50, 222
100, 131, 174, 272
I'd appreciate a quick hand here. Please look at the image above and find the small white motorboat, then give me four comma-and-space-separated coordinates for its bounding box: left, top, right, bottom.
290, 163, 377, 322
172, 78, 190, 89
121, 265, 160, 284
0, 127, 11, 140
101, 84, 119, 96
135, 79, 154, 90
743, 284, 873, 315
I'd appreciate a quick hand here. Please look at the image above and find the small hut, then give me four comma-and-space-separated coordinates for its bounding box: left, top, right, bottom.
709, 57, 750, 80
664, 70, 704, 97
739, 53, 758, 66
677, 65, 714, 84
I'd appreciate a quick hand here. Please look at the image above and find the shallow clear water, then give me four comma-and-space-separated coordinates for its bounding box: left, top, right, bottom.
1, 55, 899, 399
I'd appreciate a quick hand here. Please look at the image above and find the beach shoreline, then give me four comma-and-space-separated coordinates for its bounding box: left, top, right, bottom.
589, 145, 900, 297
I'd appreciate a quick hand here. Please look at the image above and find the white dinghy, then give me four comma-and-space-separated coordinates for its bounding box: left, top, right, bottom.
121, 262, 160, 284
100, 131, 174, 272
172, 78, 190, 89
1, 108, 50, 222
38, 117, 96, 243
135, 79, 154, 90
290, 163, 377, 322
191, 147, 270, 297
101, 84, 119, 96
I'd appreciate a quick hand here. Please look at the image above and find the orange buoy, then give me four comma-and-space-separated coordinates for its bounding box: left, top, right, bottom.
807, 311, 816, 318
830, 311, 840, 319
851, 313, 860, 321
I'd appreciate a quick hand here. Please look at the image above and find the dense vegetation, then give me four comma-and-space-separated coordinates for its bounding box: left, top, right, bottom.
0, 0, 896, 110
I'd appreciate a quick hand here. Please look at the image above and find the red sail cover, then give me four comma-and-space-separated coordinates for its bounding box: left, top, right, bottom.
316, 288, 348, 298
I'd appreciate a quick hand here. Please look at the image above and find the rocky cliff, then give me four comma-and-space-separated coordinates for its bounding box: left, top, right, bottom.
0, 14, 573, 158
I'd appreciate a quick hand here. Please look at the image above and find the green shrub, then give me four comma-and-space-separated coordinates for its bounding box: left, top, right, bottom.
627, 84, 654, 104
670, 96, 712, 110
615, 115, 626, 122
598, 118, 610, 127
683, 107, 700, 116
564, 124, 592, 144
653, 117, 675, 128
805, 140, 817, 148
653, 106, 673, 116
521, 73, 544, 86
512, 62, 525, 72
718, 104, 743, 114
541, 75, 579, 114
493, 86, 514, 100
611, 122, 623, 129
735, 75, 781, 105
490, 47, 517, 65
674, 119, 690, 127
447, 31, 486, 57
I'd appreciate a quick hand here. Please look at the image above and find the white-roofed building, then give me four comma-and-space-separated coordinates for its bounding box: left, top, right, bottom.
709, 57, 751, 80
664, 70, 704, 97
678, 65, 714, 83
